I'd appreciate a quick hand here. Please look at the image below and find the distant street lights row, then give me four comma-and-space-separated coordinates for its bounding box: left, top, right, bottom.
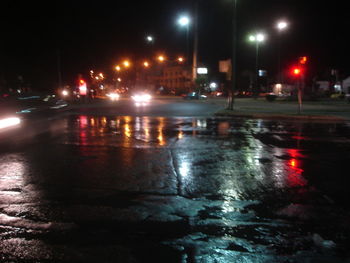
144, 13, 197, 82
248, 20, 289, 95
113, 56, 185, 72
92, 12, 288, 96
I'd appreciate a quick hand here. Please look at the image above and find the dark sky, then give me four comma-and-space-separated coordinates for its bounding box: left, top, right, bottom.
1, 0, 349, 90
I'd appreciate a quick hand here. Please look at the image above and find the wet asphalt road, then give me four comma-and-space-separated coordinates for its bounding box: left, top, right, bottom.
1, 100, 350, 262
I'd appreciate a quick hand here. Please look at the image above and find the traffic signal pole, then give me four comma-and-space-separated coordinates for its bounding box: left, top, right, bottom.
292, 57, 307, 114
297, 57, 307, 114
192, 1, 199, 83
297, 76, 303, 114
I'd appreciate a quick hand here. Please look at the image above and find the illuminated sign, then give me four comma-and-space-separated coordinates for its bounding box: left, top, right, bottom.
197, 68, 208, 74
79, 79, 87, 96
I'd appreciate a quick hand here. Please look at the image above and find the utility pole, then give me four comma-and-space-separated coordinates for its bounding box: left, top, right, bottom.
227, 0, 237, 110
192, 1, 199, 83
57, 49, 63, 90
255, 40, 259, 96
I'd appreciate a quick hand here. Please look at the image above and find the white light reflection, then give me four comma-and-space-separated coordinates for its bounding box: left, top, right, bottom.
196, 119, 207, 128
157, 117, 165, 146
142, 117, 151, 142
135, 117, 141, 132
179, 160, 191, 178
0, 160, 26, 181
0, 155, 28, 203
134, 117, 143, 142
221, 198, 240, 213
178, 130, 184, 140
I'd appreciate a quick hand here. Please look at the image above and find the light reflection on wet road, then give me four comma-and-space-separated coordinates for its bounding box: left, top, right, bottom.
1, 115, 350, 262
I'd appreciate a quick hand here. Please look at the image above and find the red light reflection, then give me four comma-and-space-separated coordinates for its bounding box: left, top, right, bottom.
287, 154, 307, 187
79, 116, 88, 145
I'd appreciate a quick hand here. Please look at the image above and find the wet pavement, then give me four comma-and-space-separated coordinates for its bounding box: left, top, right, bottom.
1, 114, 350, 262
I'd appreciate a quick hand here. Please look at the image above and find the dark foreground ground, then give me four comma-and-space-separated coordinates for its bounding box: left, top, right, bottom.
1, 98, 350, 262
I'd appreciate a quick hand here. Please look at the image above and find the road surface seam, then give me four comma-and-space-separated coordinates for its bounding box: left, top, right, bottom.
169, 149, 183, 198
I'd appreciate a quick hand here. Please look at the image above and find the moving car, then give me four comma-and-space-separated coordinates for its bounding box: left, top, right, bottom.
131, 92, 152, 106
0, 92, 68, 142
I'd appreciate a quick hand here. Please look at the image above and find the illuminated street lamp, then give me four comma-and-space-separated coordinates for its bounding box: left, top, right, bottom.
277, 21, 288, 31
177, 6, 198, 84
276, 20, 289, 83
146, 35, 154, 43
178, 16, 190, 27
177, 57, 184, 63
143, 61, 150, 68
249, 32, 266, 96
123, 60, 130, 68
177, 15, 191, 68
157, 55, 165, 62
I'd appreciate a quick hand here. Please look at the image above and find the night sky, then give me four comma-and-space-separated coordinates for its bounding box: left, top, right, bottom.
1, 0, 349, 91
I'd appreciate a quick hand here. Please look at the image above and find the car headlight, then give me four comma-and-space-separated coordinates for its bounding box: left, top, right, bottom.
107, 93, 120, 100
0, 117, 21, 130
62, 90, 69, 96
142, 94, 151, 101
132, 94, 151, 102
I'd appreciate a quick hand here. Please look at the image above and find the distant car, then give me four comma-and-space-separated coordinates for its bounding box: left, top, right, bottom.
183, 92, 207, 100
131, 92, 152, 106
235, 91, 253, 98
131, 93, 152, 102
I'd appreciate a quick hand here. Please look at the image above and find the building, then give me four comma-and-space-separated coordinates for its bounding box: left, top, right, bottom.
342, 77, 350, 94
158, 66, 192, 95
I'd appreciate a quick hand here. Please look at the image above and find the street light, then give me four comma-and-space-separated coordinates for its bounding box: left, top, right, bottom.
143, 61, 150, 68
277, 21, 288, 31
178, 16, 190, 27
249, 32, 266, 96
177, 57, 184, 63
146, 35, 154, 43
123, 60, 131, 68
177, 15, 191, 65
276, 20, 288, 84
157, 55, 165, 62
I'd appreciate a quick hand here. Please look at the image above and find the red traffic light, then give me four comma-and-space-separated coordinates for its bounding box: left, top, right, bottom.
299, 56, 307, 64
79, 79, 85, 85
292, 67, 302, 76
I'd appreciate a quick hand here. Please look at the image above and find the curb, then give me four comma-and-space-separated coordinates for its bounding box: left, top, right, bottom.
215, 111, 348, 122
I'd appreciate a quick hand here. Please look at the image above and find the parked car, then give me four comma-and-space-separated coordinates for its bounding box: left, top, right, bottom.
183, 92, 207, 100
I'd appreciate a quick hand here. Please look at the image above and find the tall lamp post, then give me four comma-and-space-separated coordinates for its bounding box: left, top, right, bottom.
276, 21, 288, 84
178, 16, 191, 62
192, 2, 199, 83
249, 33, 265, 97
177, 4, 198, 84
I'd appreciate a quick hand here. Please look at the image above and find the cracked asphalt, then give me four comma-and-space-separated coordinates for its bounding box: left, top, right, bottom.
1, 111, 350, 262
